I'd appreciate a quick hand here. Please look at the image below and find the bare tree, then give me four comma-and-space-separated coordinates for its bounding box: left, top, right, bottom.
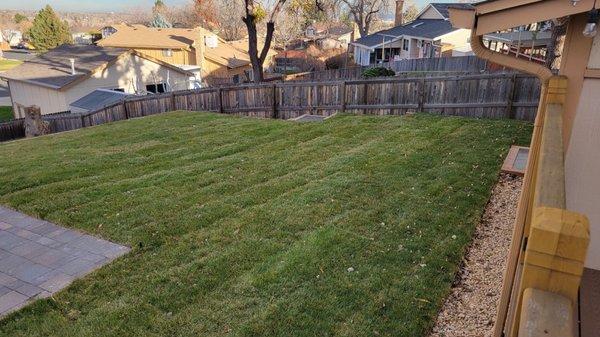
340, 0, 387, 37
402, 0, 419, 23
273, 4, 305, 49
242, 0, 326, 82
217, 1, 247, 40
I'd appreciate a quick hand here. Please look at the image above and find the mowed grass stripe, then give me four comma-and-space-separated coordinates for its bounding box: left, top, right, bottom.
0, 112, 532, 337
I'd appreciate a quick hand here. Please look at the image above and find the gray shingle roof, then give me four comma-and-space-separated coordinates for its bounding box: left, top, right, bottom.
353, 19, 457, 48
430, 3, 474, 19
69, 89, 131, 112
0, 44, 128, 89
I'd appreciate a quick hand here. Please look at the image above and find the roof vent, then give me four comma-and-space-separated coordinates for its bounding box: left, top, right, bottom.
411, 22, 424, 28
205, 35, 218, 48
69, 58, 76, 75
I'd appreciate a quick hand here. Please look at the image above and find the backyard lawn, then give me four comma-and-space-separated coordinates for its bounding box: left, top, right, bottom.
0, 112, 531, 337
0, 107, 13, 122
0, 59, 22, 72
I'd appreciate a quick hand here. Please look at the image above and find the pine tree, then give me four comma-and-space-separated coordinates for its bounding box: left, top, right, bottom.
27, 5, 72, 52
149, 13, 173, 28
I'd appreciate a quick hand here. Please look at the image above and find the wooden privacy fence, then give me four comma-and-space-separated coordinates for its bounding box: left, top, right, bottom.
284, 55, 509, 82
0, 73, 541, 142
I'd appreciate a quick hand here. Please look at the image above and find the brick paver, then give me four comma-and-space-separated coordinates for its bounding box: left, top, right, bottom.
0, 206, 129, 317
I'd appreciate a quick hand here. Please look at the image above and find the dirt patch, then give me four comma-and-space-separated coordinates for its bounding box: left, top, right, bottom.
430, 173, 523, 337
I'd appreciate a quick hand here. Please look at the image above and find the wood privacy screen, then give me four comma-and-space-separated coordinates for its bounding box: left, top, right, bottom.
0, 73, 540, 142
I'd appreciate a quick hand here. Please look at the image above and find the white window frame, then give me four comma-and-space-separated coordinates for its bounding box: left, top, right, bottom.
163, 49, 173, 57
402, 39, 409, 51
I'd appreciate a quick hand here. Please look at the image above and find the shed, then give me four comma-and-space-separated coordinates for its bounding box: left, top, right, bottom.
69, 89, 131, 114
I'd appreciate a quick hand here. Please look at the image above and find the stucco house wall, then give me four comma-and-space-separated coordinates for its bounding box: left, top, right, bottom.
438, 29, 472, 51
565, 32, 600, 270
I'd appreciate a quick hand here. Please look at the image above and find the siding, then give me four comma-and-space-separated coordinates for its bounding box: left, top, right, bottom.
133, 48, 196, 66
9, 81, 68, 116
566, 32, 600, 269
439, 29, 472, 52
8, 53, 191, 115
419, 7, 444, 20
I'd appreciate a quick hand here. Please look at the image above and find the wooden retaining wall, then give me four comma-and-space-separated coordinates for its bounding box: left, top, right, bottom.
0, 73, 541, 142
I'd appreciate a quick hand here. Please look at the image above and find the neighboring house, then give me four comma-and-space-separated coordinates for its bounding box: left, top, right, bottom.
304, 23, 354, 50
98, 24, 275, 84
273, 50, 323, 74
229, 37, 278, 72
350, 3, 472, 66
72, 32, 102, 45
69, 89, 131, 114
0, 44, 195, 117
2, 30, 23, 48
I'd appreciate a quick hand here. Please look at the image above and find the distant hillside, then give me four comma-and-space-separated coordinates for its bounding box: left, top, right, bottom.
0, 9, 149, 33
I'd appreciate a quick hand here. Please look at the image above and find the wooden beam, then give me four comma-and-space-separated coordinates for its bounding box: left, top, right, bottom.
519, 288, 573, 337
476, 0, 596, 35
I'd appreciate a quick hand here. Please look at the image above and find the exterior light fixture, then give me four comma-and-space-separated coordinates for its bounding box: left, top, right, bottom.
572, 0, 581, 5
584, 8, 600, 37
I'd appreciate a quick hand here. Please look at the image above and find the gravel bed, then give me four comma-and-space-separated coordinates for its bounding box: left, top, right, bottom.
430, 173, 523, 337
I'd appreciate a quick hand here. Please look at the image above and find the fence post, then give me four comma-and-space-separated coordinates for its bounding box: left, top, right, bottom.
418, 78, 426, 113
217, 88, 224, 114
339, 81, 347, 113
123, 100, 129, 120
171, 92, 176, 111
272, 84, 278, 119
313, 84, 319, 115
507, 73, 518, 119
362, 83, 368, 115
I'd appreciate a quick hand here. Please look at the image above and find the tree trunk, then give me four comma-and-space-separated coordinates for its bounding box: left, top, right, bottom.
243, 13, 263, 82
243, 4, 279, 83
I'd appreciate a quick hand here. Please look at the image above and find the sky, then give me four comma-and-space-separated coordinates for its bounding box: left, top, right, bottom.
0, 0, 433, 13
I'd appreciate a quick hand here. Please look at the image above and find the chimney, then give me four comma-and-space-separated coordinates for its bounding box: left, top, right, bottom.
395, 0, 404, 26
193, 29, 206, 78
69, 58, 76, 75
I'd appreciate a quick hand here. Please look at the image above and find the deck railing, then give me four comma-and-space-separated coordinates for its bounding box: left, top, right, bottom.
493, 76, 590, 337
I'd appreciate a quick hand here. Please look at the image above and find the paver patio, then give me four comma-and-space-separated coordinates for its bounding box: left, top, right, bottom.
0, 206, 129, 317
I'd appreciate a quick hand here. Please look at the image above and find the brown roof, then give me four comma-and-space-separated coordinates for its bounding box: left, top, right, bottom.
98, 25, 202, 50
0, 44, 192, 90
98, 25, 253, 69
229, 38, 278, 59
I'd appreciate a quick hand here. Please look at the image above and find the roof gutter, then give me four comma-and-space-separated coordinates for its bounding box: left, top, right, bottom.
450, 7, 553, 83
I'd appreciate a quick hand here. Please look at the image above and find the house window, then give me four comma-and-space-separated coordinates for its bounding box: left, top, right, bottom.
146, 83, 167, 94
163, 49, 173, 57
402, 39, 409, 51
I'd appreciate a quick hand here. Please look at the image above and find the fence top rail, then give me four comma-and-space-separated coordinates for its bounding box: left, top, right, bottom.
276, 72, 534, 87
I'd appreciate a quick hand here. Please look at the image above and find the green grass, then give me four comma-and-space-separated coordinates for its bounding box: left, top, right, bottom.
0, 112, 532, 337
0, 107, 13, 122
0, 59, 22, 71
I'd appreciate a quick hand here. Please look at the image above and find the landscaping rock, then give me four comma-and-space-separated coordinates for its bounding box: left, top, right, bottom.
429, 173, 522, 337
